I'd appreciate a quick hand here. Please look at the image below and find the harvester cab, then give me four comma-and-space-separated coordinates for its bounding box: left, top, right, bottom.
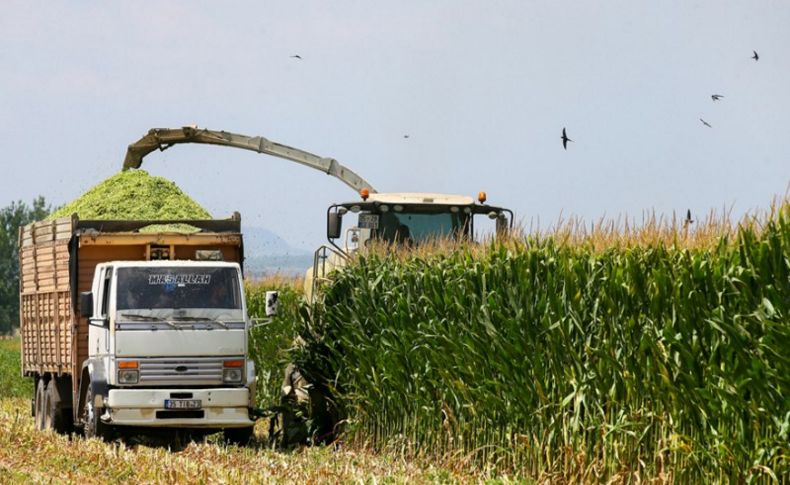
305, 190, 513, 302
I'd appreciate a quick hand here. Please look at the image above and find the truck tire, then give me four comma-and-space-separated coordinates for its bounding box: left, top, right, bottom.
44, 378, 71, 434
34, 379, 46, 431
223, 426, 254, 446
83, 386, 110, 441
42, 380, 53, 429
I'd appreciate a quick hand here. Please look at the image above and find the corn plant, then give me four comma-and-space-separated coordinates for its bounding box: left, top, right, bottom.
294, 205, 790, 482
246, 277, 306, 408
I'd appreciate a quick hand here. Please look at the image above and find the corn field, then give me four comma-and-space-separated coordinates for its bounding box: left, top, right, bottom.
245, 277, 305, 408
294, 205, 790, 482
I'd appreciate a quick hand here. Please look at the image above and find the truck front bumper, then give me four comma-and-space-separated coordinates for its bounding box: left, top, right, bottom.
104, 388, 253, 428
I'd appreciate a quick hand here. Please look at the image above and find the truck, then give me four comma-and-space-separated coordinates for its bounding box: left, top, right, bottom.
19, 214, 268, 443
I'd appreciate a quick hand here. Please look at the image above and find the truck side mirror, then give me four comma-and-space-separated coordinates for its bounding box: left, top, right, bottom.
265, 291, 279, 317
79, 292, 93, 318
327, 212, 342, 239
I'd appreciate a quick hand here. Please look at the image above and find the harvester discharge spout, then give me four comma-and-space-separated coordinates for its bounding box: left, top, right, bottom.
123, 126, 377, 194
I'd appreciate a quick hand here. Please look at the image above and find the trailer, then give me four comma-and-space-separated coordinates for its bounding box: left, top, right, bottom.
19, 213, 262, 442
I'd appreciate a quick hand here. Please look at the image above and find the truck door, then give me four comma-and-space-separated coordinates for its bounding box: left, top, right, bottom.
88, 267, 112, 357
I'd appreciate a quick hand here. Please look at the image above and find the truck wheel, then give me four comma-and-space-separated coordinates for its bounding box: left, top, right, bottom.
42, 380, 53, 429
45, 378, 71, 434
223, 426, 253, 446
83, 386, 110, 441
34, 379, 46, 431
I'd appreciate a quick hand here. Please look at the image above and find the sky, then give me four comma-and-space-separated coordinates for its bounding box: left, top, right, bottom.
1, 1, 788, 251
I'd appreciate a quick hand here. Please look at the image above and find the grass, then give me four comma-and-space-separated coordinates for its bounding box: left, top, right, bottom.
0, 397, 488, 484
245, 276, 307, 408
0, 337, 32, 400
0, 337, 508, 484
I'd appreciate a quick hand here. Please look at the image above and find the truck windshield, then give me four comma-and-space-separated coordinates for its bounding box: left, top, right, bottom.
116, 267, 241, 310
373, 211, 469, 244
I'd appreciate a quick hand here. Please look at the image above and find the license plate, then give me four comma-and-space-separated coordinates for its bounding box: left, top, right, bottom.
358, 213, 379, 229
164, 399, 202, 410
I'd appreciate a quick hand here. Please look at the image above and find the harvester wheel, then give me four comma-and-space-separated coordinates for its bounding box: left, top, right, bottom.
279, 363, 339, 446
266, 411, 282, 448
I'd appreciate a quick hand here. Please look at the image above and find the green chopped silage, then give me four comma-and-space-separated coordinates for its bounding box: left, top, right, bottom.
49, 170, 211, 221
138, 223, 202, 234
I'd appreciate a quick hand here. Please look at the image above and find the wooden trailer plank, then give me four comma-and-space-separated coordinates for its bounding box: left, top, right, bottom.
52, 236, 62, 370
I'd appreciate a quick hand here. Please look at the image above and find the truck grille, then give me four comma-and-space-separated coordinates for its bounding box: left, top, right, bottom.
138, 357, 234, 385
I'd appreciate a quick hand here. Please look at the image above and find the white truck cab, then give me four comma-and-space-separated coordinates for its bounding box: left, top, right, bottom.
80, 260, 257, 441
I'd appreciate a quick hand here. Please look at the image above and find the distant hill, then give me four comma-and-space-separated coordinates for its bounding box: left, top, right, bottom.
242, 226, 311, 256
241, 226, 313, 278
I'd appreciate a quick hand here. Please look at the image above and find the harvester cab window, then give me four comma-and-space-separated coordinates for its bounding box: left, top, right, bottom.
376, 210, 468, 244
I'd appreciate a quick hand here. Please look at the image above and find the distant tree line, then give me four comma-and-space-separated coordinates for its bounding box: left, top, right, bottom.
0, 197, 50, 334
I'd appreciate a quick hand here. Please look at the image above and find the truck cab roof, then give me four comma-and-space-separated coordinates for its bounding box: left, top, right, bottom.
98, 260, 241, 269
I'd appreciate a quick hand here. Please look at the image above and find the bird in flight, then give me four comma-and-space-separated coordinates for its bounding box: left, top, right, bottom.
290, 54, 302, 60
752, 50, 759, 61
700, 118, 712, 128
711, 94, 724, 101
561, 127, 572, 149
403, 134, 409, 139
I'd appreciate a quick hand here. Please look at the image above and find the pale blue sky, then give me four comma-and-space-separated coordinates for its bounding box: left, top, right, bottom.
1, 1, 788, 250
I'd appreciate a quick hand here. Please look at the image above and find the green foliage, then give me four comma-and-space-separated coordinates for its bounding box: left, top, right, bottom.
0, 338, 33, 398
0, 197, 50, 334
297, 207, 790, 480
48, 170, 211, 221
246, 279, 306, 408
137, 223, 202, 234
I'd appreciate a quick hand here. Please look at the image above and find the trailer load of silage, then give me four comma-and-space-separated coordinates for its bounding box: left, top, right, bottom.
48, 170, 211, 232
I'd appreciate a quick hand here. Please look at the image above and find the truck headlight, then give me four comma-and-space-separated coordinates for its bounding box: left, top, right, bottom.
223, 359, 243, 383
118, 369, 139, 384
223, 368, 243, 383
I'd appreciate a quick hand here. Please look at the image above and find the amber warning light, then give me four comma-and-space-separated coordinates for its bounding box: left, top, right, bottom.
478, 191, 487, 203
360, 188, 370, 200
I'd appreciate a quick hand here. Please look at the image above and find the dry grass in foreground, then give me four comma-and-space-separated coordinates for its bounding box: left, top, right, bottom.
0, 398, 506, 485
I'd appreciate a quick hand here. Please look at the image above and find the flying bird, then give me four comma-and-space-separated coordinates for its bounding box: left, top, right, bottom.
711, 94, 724, 101
751, 50, 759, 61
403, 134, 410, 139
290, 54, 302, 60
700, 118, 712, 128
561, 127, 572, 150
